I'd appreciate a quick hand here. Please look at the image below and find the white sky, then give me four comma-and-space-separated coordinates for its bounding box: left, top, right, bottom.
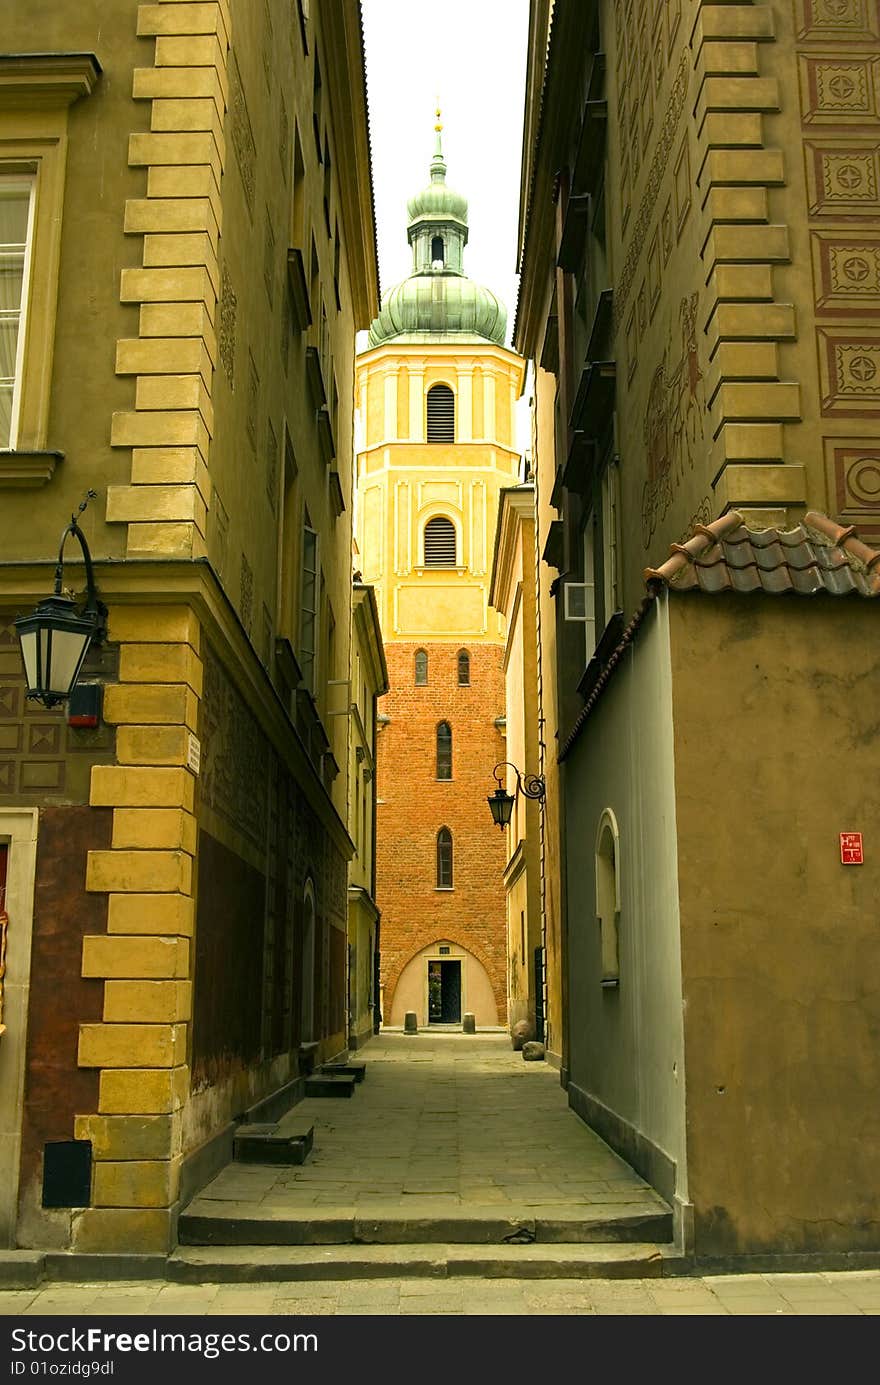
360, 0, 530, 348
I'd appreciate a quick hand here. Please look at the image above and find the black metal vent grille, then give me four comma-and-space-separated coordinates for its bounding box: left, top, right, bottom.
426, 384, 454, 442
424, 516, 456, 566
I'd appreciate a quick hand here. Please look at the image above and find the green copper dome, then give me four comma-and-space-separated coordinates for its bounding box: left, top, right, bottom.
369, 118, 507, 347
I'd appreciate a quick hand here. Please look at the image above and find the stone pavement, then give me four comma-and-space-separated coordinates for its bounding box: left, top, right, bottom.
1, 1271, 879, 1315
186, 1030, 668, 1219
3, 1033, 878, 1314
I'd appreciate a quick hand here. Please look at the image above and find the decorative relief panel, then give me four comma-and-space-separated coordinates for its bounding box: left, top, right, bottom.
795, 0, 880, 45
640, 294, 706, 547
246, 351, 259, 450
799, 54, 880, 124
812, 230, 880, 311
661, 198, 674, 265
648, 232, 661, 316
219, 264, 237, 389
825, 436, 880, 530
674, 136, 691, 237
804, 138, 880, 215
240, 553, 254, 635
229, 52, 256, 217
613, 51, 690, 334
817, 327, 880, 411
266, 419, 279, 511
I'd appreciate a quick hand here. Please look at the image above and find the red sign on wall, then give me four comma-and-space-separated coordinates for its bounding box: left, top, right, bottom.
840, 832, 864, 865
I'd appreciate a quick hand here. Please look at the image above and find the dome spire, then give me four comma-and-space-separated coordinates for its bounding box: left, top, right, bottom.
431, 105, 446, 182
368, 115, 507, 346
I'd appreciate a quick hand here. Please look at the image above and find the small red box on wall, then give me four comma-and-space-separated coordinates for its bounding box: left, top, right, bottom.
840, 832, 864, 865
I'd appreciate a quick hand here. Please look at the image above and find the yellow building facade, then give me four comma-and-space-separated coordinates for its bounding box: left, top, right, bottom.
515, 0, 880, 1260
356, 132, 525, 1031
0, 0, 378, 1255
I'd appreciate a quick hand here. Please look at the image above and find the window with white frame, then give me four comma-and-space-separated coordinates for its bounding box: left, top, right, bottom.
580, 516, 597, 655
0, 176, 35, 449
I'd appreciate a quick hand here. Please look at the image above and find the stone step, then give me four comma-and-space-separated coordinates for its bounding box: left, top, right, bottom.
167, 1241, 667, 1282
232, 1122, 313, 1167
177, 1202, 672, 1247
304, 1073, 357, 1098
319, 1060, 366, 1082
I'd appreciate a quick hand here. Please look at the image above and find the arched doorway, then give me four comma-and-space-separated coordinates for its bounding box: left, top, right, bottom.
389, 939, 498, 1028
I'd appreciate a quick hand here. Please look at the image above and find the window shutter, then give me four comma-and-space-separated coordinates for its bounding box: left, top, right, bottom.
426, 384, 454, 442
424, 516, 456, 566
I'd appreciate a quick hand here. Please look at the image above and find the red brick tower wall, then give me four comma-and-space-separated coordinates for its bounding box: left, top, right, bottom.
376, 641, 508, 1022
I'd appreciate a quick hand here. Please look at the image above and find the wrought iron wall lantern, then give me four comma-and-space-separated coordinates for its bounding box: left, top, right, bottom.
14, 491, 107, 709
486, 760, 545, 830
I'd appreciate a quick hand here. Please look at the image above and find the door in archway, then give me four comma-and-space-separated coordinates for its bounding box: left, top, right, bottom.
428, 959, 461, 1024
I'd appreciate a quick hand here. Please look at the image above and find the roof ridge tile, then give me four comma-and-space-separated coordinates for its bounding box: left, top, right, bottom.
646, 508, 880, 598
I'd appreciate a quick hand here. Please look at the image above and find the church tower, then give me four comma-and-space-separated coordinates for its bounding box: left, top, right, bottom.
356, 119, 524, 1030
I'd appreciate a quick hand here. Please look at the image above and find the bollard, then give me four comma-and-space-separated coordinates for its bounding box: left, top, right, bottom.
404, 1011, 418, 1034
462, 1012, 476, 1034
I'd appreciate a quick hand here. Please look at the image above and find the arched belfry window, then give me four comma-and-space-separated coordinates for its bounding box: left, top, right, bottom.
436, 722, 452, 779
426, 383, 454, 442
437, 827, 453, 888
596, 809, 621, 987
457, 649, 470, 686
424, 515, 457, 567
431, 235, 444, 265
415, 649, 428, 685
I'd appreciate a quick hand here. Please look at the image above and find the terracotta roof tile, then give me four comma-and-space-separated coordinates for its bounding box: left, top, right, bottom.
644, 509, 880, 598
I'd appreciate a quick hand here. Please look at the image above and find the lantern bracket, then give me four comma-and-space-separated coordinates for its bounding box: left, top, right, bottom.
54, 490, 106, 639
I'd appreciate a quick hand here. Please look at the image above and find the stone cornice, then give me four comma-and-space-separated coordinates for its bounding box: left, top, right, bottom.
0, 53, 101, 106
353, 584, 389, 695
489, 484, 535, 612
0, 449, 63, 487
319, 1, 380, 326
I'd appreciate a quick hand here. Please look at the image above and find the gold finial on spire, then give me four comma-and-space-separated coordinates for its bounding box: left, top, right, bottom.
431, 100, 445, 173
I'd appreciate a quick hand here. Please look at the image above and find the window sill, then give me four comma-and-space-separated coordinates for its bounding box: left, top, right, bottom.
435, 887, 454, 892
0, 449, 64, 487
414, 566, 467, 575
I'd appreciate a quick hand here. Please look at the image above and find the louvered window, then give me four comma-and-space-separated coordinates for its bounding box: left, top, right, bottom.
426, 383, 454, 441
424, 516, 456, 567
415, 649, 428, 685
436, 722, 452, 780
437, 828, 453, 888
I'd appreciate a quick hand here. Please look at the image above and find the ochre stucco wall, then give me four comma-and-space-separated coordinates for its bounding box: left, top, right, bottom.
671, 593, 880, 1256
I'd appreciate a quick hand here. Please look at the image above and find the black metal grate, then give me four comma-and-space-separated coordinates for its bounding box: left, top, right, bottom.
424, 516, 456, 566
426, 384, 454, 441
